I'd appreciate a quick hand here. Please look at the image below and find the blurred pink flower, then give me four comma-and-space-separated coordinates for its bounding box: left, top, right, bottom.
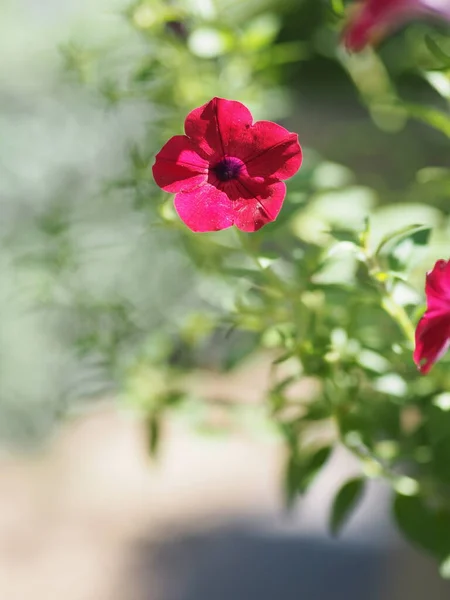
414, 259, 450, 374
152, 97, 302, 232
343, 0, 450, 51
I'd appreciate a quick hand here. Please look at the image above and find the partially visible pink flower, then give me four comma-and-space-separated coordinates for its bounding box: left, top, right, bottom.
343, 0, 450, 52
152, 97, 302, 232
414, 259, 450, 374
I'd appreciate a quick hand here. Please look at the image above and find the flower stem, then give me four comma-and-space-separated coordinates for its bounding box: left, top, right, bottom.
381, 295, 416, 345
364, 250, 416, 346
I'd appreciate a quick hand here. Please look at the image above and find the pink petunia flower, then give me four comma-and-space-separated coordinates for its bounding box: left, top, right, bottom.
152, 97, 302, 232
343, 0, 450, 52
414, 259, 450, 374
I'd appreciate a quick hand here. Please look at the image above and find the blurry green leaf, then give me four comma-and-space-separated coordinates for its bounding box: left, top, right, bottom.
393, 493, 450, 560
330, 477, 365, 536
240, 14, 281, 51
357, 349, 390, 374
376, 225, 431, 272
330, 0, 345, 17
164, 391, 185, 407
360, 216, 371, 251
221, 331, 259, 371
426, 405, 450, 445
424, 71, 450, 100
272, 375, 298, 395
404, 103, 450, 138
425, 35, 450, 68
326, 241, 365, 261
285, 451, 301, 508
59, 42, 94, 83
273, 351, 296, 365
375, 372, 407, 397
440, 555, 450, 579
327, 228, 361, 244
222, 266, 263, 281
147, 413, 161, 457
431, 437, 450, 485
284, 445, 333, 506
302, 401, 331, 421
375, 224, 429, 256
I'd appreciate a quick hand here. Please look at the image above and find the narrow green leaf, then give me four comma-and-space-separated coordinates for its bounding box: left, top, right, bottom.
404, 103, 450, 138
148, 414, 161, 457
272, 351, 295, 365
359, 216, 371, 250
284, 451, 301, 509
284, 445, 333, 507
327, 228, 361, 244
330, 477, 365, 536
375, 224, 428, 256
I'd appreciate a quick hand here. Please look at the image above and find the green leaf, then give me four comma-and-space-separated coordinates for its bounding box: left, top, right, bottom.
393, 493, 450, 560
404, 103, 450, 138
439, 555, 450, 579
302, 401, 331, 421
330, 0, 345, 17
272, 351, 296, 365
376, 225, 431, 272
425, 35, 450, 68
330, 477, 365, 536
426, 405, 450, 445
284, 445, 333, 507
327, 228, 361, 244
375, 224, 429, 256
240, 14, 281, 51
147, 414, 161, 457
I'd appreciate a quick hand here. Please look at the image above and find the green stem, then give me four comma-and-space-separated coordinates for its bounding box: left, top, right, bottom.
382, 295, 416, 345
364, 251, 415, 346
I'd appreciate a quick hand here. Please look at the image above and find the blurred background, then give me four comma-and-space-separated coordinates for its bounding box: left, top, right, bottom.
2, 0, 450, 597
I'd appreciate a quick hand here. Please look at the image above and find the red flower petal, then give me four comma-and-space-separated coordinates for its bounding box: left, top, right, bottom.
231, 179, 286, 232
342, 0, 396, 51
185, 98, 302, 180
184, 97, 253, 161
242, 121, 302, 180
414, 312, 450, 374
425, 259, 450, 311
342, 0, 450, 51
152, 135, 208, 193
174, 183, 234, 232
172, 178, 286, 233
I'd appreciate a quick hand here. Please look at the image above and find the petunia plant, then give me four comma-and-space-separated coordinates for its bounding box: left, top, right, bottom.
12, 0, 450, 576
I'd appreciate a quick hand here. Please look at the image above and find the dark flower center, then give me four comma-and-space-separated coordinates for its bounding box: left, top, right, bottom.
212, 157, 244, 182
